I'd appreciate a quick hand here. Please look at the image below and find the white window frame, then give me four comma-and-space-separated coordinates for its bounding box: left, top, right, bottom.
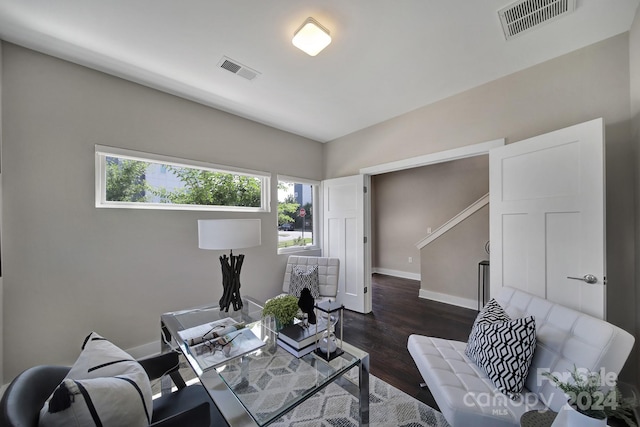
277, 175, 320, 254
95, 145, 271, 212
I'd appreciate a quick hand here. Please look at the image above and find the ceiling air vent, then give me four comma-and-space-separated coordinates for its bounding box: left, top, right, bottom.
498, 0, 576, 40
218, 56, 260, 81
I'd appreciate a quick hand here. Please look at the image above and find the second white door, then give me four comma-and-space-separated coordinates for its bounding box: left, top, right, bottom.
322, 174, 371, 313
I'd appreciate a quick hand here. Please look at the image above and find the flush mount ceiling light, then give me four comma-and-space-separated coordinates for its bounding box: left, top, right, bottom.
292, 17, 331, 56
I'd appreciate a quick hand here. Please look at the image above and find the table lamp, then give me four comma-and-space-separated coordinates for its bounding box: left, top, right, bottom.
198, 219, 261, 312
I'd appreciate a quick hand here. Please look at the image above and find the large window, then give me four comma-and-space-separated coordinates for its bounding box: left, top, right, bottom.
277, 176, 319, 253
96, 146, 270, 212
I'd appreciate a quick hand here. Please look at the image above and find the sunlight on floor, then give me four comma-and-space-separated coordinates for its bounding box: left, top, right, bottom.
151, 377, 201, 400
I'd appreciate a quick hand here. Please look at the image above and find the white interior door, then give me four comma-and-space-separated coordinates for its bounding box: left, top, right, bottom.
489, 118, 606, 319
322, 175, 371, 313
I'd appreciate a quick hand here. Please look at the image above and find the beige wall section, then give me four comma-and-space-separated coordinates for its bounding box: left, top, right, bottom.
420, 205, 489, 308
326, 34, 636, 381
325, 33, 631, 178
0, 40, 3, 384
630, 8, 640, 391
372, 156, 488, 282
1, 43, 323, 380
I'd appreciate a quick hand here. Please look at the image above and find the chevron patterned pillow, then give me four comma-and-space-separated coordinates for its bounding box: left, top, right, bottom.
465, 298, 511, 364
473, 315, 537, 399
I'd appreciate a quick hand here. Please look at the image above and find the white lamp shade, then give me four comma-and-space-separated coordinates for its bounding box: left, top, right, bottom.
198, 219, 261, 250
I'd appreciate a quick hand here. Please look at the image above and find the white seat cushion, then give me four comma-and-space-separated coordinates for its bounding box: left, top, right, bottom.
408, 286, 635, 427
408, 335, 546, 427
494, 287, 635, 412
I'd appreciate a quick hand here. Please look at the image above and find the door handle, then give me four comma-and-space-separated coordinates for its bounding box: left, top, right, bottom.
567, 274, 598, 284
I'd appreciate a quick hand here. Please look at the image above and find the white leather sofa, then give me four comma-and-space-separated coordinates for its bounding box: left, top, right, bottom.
281, 255, 340, 303
408, 286, 635, 427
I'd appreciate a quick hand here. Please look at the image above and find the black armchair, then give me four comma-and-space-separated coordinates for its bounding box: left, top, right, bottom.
0, 351, 227, 427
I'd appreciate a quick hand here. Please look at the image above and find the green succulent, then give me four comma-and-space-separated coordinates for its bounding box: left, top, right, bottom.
262, 295, 299, 327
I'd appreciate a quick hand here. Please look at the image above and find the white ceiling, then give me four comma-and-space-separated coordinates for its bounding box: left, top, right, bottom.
0, 0, 638, 142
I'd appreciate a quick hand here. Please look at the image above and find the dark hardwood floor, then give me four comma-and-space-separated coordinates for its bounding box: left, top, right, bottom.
341, 273, 478, 410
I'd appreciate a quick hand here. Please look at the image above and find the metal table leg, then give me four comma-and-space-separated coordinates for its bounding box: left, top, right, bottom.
359, 353, 370, 427
160, 320, 186, 395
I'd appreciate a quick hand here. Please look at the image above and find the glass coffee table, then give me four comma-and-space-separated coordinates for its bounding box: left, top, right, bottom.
160, 297, 370, 426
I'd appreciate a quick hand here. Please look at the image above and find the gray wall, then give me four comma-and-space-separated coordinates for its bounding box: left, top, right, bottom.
1, 43, 323, 380
631, 7, 640, 390
371, 156, 488, 288
326, 33, 636, 381
0, 41, 3, 383
420, 205, 488, 306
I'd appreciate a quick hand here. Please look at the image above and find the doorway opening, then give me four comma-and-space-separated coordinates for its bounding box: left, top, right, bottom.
359, 139, 503, 311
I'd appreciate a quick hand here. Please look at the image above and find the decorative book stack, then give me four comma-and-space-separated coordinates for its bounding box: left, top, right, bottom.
277, 317, 329, 357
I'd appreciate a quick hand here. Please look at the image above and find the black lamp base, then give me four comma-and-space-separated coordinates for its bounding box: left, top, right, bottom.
219, 250, 244, 312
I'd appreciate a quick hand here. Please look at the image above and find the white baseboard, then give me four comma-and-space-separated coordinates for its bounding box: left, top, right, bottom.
418, 288, 478, 310
373, 268, 420, 281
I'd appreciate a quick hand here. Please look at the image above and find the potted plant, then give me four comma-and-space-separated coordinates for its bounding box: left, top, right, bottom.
262, 295, 300, 330
543, 366, 637, 427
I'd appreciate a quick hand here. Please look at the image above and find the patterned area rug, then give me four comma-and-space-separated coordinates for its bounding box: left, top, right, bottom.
270, 373, 450, 427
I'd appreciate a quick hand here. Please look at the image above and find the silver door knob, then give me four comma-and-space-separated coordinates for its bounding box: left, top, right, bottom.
567, 274, 598, 284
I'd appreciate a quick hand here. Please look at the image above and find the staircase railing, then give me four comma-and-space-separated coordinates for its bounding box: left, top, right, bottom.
415, 193, 489, 249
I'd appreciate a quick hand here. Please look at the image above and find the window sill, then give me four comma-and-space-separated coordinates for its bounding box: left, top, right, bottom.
278, 246, 321, 256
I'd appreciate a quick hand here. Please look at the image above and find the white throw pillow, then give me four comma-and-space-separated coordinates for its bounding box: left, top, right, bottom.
39, 332, 153, 427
